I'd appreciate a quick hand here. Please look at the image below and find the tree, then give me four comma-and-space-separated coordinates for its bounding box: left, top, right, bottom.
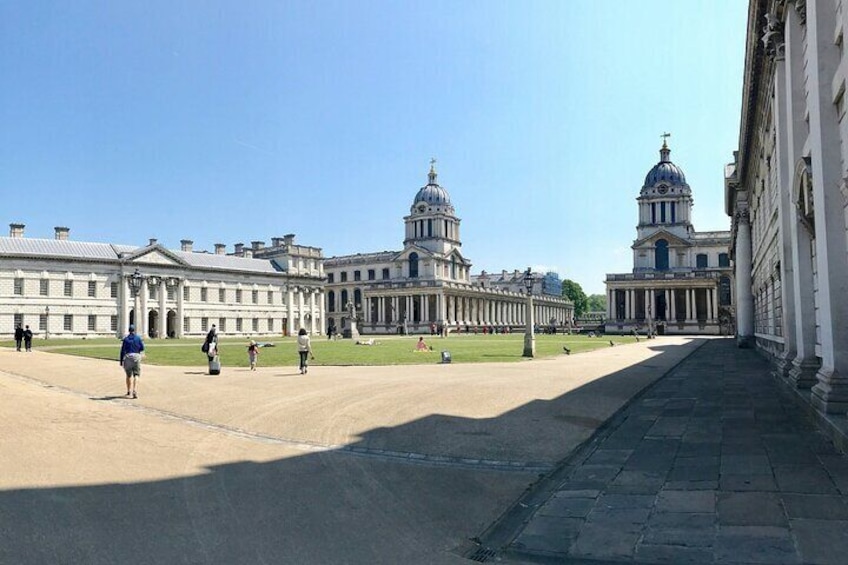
561, 279, 588, 318
586, 294, 607, 314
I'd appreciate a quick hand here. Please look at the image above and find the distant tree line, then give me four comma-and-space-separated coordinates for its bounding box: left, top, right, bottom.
561, 279, 606, 318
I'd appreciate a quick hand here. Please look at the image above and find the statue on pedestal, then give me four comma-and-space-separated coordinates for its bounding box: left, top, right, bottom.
346, 301, 360, 340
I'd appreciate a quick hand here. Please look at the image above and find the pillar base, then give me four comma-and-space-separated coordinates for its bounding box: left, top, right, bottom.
811, 367, 848, 414
523, 334, 536, 358
788, 357, 820, 389
737, 335, 754, 349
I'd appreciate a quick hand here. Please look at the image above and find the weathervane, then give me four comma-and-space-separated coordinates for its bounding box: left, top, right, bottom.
661, 132, 671, 147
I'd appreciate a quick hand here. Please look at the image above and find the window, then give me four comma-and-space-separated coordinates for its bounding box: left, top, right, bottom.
14, 278, 23, 296
201, 317, 209, 332
111, 315, 118, 332
252, 318, 259, 332
427, 219, 432, 237
368, 269, 375, 281
88, 281, 97, 297
236, 318, 243, 332
341, 272, 348, 283
651, 203, 656, 224
382, 268, 390, 280
655, 240, 669, 271
719, 276, 733, 306
328, 291, 336, 311
236, 289, 242, 303
718, 253, 730, 268
252, 290, 259, 304
219, 288, 226, 302
148, 285, 157, 300
341, 290, 349, 308
64, 280, 73, 297
200, 288, 208, 302
408, 253, 419, 278
670, 202, 676, 223
167, 286, 176, 301
183, 318, 190, 333
696, 254, 708, 269
39, 314, 47, 331
219, 318, 227, 332
184, 286, 190, 301
660, 202, 666, 223
268, 318, 274, 332
327, 273, 334, 283
40, 279, 49, 296
354, 289, 362, 307
267, 291, 273, 304
14, 313, 23, 328
111, 282, 118, 298
354, 270, 361, 281
64, 314, 73, 331
88, 315, 96, 331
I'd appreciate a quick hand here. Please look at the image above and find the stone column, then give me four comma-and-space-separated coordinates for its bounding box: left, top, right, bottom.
176, 280, 184, 338
120, 275, 130, 338
735, 206, 755, 347
139, 279, 148, 338
807, 0, 848, 413
286, 286, 295, 336
318, 290, 325, 333
158, 279, 167, 338
705, 287, 713, 323
669, 289, 676, 321
685, 288, 692, 322
309, 290, 317, 334
624, 289, 631, 320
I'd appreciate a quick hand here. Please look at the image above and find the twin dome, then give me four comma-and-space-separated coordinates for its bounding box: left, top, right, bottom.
643, 142, 689, 190
412, 163, 452, 206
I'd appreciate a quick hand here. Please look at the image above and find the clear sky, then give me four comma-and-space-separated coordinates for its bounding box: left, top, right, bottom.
0, 1, 748, 295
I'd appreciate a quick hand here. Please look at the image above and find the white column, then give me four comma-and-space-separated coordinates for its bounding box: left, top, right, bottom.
705, 287, 713, 323
735, 208, 754, 346
286, 286, 295, 336
309, 290, 317, 334
120, 276, 130, 337
176, 280, 184, 338
624, 289, 631, 320
669, 289, 676, 322
710, 287, 718, 321
157, 279, 166, 338
318, 290, 325, 333
139, 279, 148, 338
685, 288, 693, 322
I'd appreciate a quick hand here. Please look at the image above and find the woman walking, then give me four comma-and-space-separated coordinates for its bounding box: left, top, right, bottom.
247, 340, 259, 371
297, 328, 313, 374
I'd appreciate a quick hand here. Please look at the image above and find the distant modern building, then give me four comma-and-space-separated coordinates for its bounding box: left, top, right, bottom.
604, 140, 734, 335
0, 226, 325, 339
726, 0, 848, 416
323, 163, 573, 334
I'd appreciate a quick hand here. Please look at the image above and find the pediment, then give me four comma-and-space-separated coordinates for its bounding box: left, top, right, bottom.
632, 229, 692, 249
394, 244, 435, 261
123, 245, 188, 267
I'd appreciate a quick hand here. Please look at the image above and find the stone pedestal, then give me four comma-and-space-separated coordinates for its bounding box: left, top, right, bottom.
789, 357, 820, 389
811, 368, 848, 414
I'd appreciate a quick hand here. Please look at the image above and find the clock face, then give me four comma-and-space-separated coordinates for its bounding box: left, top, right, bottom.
418, 204, 427, 213
657, 185, 668, 195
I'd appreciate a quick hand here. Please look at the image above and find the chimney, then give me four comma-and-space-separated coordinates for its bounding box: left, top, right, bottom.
54, 226, 70, 240
243, 249, 253, 259
251, 240, 264, 251
9, 223, 24, 238
234, 243, 244, 256
283, 233, 295, 246
271, 237, 284, 247
148, 238, 158, 246
214, 243, 226, 255
514, 269, 521, 279
502, 269, 508, 279
180, 239, 193, 252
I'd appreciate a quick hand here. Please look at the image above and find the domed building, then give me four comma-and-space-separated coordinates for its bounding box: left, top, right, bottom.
604, 138, 733, 335
323, 162, 573, 334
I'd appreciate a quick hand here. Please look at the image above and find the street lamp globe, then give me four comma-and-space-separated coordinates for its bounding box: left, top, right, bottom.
522, 267, 536, 358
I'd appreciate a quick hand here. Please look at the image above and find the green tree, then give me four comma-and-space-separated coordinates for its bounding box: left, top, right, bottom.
561, 279, 588, 317
586, 294, 607, 313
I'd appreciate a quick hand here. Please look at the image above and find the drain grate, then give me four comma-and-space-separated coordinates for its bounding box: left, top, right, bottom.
467, 547, 497, 562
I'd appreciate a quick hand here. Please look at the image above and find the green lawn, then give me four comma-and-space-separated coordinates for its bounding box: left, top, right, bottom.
1, 334, 637, 367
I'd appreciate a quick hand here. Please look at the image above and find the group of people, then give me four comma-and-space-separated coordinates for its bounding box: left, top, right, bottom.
13, 324, 34, 352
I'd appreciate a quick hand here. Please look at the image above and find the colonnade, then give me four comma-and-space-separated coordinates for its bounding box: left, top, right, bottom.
606, 286, 720, 323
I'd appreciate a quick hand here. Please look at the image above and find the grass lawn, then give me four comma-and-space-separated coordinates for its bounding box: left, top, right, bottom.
0, 334, 637, 367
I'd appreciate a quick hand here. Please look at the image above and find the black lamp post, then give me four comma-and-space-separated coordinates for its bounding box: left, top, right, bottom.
44, 305, 50, 340
523, 267, 536, 358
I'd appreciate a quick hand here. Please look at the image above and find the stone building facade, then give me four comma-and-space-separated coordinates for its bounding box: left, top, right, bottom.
605, 141, 734, 335
0, 226, 324, 339
323, 164, 573, 334
726, 0, 848, 415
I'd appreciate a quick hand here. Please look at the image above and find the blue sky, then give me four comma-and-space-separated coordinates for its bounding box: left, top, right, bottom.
0, 1, 748, 295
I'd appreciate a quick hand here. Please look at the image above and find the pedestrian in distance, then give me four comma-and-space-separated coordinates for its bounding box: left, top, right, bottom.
23, 325, 33, 352
297, 328, 313, 374
14, 324, 23, 351
119, 324, 145, 399
247, 340, 259, 371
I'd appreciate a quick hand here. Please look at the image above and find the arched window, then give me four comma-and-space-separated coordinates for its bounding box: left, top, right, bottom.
341, 289, 349, 309
655, 239, 669, 270
354, 289, 362, 307
328, 291, 335, 312
719, 276, 732, 306
696, 254, 708, 268
409, 252, 419, 278
451, 257, 457, 279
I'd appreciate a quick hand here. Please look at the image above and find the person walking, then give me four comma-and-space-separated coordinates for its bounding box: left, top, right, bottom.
247, 340, 259, 371
14, 324, 23, 352
23, 325, 33, 352
119, 324, 145, 399
297, 328, 313, 374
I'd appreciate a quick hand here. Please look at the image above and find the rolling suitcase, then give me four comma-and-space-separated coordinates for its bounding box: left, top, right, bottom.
208, 355, 221, 375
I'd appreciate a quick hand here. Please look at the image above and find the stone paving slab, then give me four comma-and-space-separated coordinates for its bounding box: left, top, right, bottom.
496, 339, 848, 565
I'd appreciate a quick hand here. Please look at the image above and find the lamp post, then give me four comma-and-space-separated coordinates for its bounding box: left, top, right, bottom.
523, 267, 536, 358
44, 305, 50, 340
127, 268, 144, 335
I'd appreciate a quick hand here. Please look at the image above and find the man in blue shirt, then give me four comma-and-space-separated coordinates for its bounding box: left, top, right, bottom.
119, 324, 145, 399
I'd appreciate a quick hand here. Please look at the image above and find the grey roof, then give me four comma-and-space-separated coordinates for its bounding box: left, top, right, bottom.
0, 237, 286, 275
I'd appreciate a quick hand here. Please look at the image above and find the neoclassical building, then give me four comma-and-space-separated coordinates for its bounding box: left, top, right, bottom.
605, 140, 734, 335
323, 164, 573, 334
726, 0, 848, 416
0, 226, 325, 339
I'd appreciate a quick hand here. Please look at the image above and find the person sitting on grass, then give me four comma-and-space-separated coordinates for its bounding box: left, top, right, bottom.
415, 336, 432, 352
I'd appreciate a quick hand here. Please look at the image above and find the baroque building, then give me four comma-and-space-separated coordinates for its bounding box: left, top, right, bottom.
604, 139, 734, 335
726, 0, 848, 417
323, 163, 573, 334
0, 226, 324, 339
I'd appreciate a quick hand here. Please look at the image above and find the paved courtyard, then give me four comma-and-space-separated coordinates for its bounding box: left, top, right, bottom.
0, 336, 700, 565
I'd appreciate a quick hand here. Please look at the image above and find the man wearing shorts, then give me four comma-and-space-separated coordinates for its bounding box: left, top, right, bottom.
119, 324, 145, 399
